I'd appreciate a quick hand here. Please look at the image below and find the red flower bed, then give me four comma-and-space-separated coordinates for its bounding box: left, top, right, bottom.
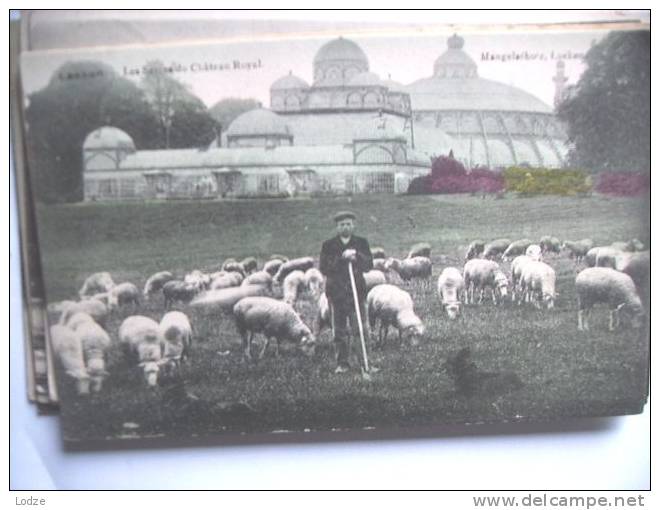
595, 172, 650, 196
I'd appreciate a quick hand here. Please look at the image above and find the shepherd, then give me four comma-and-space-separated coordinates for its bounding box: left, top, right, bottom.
319, 211, 376, 376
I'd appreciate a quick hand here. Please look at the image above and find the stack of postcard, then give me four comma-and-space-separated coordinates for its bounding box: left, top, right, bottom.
11, 10, 650, 449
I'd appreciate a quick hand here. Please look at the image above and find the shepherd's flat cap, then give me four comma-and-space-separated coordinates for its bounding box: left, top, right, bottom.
333, 211, 357, 222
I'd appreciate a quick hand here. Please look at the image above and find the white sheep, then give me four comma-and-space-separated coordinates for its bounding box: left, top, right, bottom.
108, 282, 140, 311
274, 257, 315, 284
384, 257, 432, 282
233, 296, 316, 361
585, 246, 623, 268
407, 242, 431, 259
282, 270, 306, 306
463, 259, 509, 305
364, 270, 387, 292
143, 271, 174, 298
74, 320, 111, 393
162, 280, 202, 308
615, 250, 650, 291
510, 255, 533, 304
210, 271, 244, 290
119, 315, 164, 387
525, 244, 543, 261
464, 240, 485, 261
190, 284, 268, 312
221, 260, 246, 276
502, 239, 534, 260
436, 267, 464, 319
50, 324, 90, 395
78, 272, 115, 299
64, 311, 97, 331
482, 238, 511, 260
575, 267, 645, 331
304, 268, 325, 302
241, 270, 273, 289
58, 298, 108, 328
158, 311, 193, 368
184, 269, 212, 289
562, 238, 594, 263
519, 260, 556, 309
366, 284, 425, 346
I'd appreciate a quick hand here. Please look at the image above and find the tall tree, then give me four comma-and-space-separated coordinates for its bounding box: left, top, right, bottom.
24, 60, 160, 203
557, 30, 650, 172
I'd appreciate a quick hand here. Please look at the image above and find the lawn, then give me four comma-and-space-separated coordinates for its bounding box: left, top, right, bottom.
35, 193, 650, 446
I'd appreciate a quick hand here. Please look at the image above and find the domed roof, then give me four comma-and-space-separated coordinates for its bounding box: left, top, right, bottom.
381, 77, 407, 93
271, 71, 309, 90
348, 71, 382, 87
313, 37, 369, 66
226, 108, 291, 138
83, 126, 135, 150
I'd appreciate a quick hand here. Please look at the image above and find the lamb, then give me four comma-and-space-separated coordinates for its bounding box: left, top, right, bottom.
364, 270, 387, 291
575, 267, 645, 331
119, 315, 165, 387
366, 284, 425, 346
539, 236, 561, 255
107, 282, 140, 311
371, 247, 386, 260
143, 271, 174, 298
282, 270, 306, 306
233, 297, 316, 361
407, 242, 431, 259
525, 244, 543, 261
158, 311, 193, 368
482, 238, 511, 259
162, 280, 201, 308
78, 272, 115, 299
519, 260, 556, 309
74, 320, 111, 393
463, 259, 509, 305
210, 271, 244, 290
50, 324, 90, 395
502, 239, 534, 260
239, 257, 258, 274
436, 267, 465, 319
58, 298, 108, 328
304, 268, 326, 301
263, 259, 284, 276
384, 256, 432, 282
241, 270, 273, 289
562, 239, 594, 263
274, 257, 316, 284
464, 240, 485, 261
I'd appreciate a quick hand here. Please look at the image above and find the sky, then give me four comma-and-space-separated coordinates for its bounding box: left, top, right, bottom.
20, 24, 625, 110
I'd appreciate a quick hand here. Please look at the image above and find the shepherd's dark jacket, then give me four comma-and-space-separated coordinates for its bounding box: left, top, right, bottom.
320, 235, 373, 306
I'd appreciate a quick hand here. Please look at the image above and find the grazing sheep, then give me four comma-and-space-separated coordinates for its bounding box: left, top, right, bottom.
184, 270, 212, 289
436, 267, 465, 319
520, 261, 556, 309
510, 255, 532, 304
407, 242, 431, 259
58, 298, 108, 328
190, 285, 268, 312
465, 240, 485, 261
372, 247, 386, 260
575, 267, 645, 331
364, 270, 387, 292
482, 238, 511, 260
158, 311, 193, 367
78, 272, 115, 299
590, 246, 624, 268
108, 282, 140, 311
384, 256, 432, 282
304, 268, 325, 301
233, 297, 316, 360
119, 315, 164, 387
263, 259, 284, 276
210, 271, 244, 290
614, 250, 650, 292
373, 258, 387, 271
239, 257, 258, 275
162, 280, 201, 308
525, 244, 543, 261
366, 284, 425, 346
274, 257, 315, 284
463, 259, 509, 305
539, 236, 561, 255
143, 271, 174, 298
241, 270, 273, 289
75, 320, 111, 393
282, 270, 306, 306
562, 239, 594, 263
50, 324, 90, 395
222, 261, 246, 277
502, 239, 534, 260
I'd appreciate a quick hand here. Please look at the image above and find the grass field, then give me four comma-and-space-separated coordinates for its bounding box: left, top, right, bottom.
35, 193, 650, 445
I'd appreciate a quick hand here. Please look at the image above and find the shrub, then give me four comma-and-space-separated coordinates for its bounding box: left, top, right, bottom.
503, 167, 591, 196
595, 172, 650, 196
407, 175, 433, 195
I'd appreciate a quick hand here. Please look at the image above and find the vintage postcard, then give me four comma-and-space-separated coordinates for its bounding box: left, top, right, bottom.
18, 16, 650, 447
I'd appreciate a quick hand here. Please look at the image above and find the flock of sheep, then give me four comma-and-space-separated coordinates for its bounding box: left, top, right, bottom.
48, 235, 649, 397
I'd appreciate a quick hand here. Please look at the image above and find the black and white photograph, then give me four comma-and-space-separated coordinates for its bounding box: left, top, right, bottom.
17, 14, 650, 448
